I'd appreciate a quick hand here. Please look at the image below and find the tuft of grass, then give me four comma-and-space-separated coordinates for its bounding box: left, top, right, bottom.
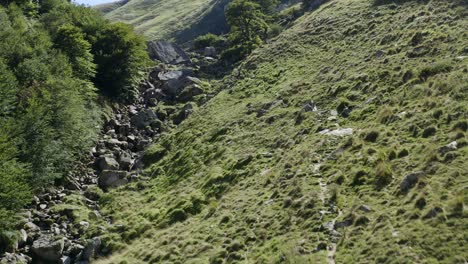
374, 162, 393, 190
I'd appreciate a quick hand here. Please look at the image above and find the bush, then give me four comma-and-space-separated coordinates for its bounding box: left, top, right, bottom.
92, 22, 150, 102
221, 46, 249, 63
193, 33, 224, 49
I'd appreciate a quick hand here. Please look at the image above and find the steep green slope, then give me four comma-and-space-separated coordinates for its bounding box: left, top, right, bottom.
95, 0, 230, 43
94, 0, 467, 263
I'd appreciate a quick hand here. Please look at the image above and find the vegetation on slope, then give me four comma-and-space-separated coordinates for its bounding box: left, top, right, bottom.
0, 0, 148, 250
91, 0, 467, 263
96, 0, 231, 43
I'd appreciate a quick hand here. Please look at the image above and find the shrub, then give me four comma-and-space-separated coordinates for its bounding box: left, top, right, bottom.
221, 46, 249, 63
92, 22, 150, 102
193, 33, 224, 49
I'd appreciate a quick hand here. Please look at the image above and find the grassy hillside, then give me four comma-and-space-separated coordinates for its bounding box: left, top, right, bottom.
95, 0, 230, 43
93, 0, 467, 263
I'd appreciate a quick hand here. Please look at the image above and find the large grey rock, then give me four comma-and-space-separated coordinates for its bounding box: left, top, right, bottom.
130, 109, 159, 129
178, 85, 204, 102
31, 235, 64, 262
60, 256, 72, 264
158, 70, 184, 81
77, 237, 101, 261
319, 128, 353, 137
204, 46, 217, 57
98, 170, 128, 189
0, 253, 31, 264
98, 156, 119, 171
163, 76, 202, 96
118, 152, 133, 170
438, 141, 457, 154
143, 88, 165, 102
147, 41, 191, 64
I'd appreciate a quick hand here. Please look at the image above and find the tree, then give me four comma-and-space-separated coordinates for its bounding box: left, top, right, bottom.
54, 24, 96, 79
0, 121, 31, 231
92, 22, 150, 102
0, 60, 18, 118
225, 0, 269, 59
254, 0, 279, 15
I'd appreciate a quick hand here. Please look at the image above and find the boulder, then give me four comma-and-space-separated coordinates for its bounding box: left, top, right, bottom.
65, 243, 85, 257
143, 88, 166, 102
60, 256, 72, 264
147, 41, 191, 64
163, 76, 202, 96
303, 100, 318, 112
173, 104, 195, 125
204, 46, 217, 57
319, 128, 353, 137
77, 237, 101, 261
18, 229, 28, 246
178, 85, 204, 102
98, 156, 119, 171
31, 235, 64, 262
118, 152, 133, 170
0, 253, 31, 264
98, 170, 128, 189
438, 141, 457, 154
104, 139, 128, 150
158, 70, 184, 81
130, 109, 159, 129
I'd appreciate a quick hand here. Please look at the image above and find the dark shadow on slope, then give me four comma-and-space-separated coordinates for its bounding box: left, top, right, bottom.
173, 0, 231, 45
372, 0, 429, 6
373, 0, 466, 7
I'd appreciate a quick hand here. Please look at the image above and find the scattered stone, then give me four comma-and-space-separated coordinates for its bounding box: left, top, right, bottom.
79, 221, 90, 230
438, 141, 457, 154
163, 76, 202, 96
24, 222, 40, 233
204, 46, 217, 57
147, 41, 191, 64
130, 109, 159, 129
77, 237, 101, 261
31, 235, 64, 262
60, 256, 72, 264
18, 229, 28, 246
178, 84, 204, 102
118, 152, 133, 170
98, 170, 128, 189
319, 128, 353, 136
158, 70, 184, 81
358, 205, 372, 213
303, 100, 318, 112
98, 156, 119, 171
0, 253, 31, 264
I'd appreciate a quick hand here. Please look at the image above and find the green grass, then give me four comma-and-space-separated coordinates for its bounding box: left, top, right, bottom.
95, 0, 228, 43
90, 0, 468, 263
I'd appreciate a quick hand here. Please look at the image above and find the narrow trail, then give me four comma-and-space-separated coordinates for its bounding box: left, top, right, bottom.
313, 138, 343, 264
